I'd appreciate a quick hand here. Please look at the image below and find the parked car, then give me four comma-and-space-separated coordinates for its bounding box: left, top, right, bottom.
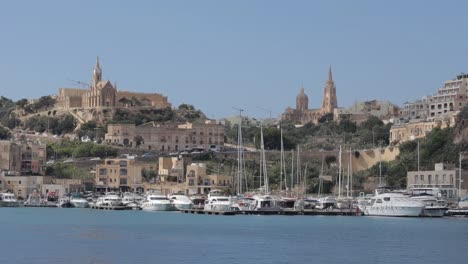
90, 157, 101, 161
142, 153, 155, 158
46, 160, 55, 165
63, 158, 74, 163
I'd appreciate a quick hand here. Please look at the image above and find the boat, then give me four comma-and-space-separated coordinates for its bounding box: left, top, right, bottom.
0, 192, 20, 207
250, 194, 281, 211
168, 194, 194, 210
315, 196, 337, 210
203, 196, 232, 212
190, 195, 207, 210
24, 190, 46, 207
57, 197, 74, 208
70, 194, 89, 208
364, 191, 424, 217
459, 198, 468, 209
141, 194, 174, 211
231, 197, 255, 211
408, 188, 448, 217
121, 192, 144, 206
95, 192, 122, 207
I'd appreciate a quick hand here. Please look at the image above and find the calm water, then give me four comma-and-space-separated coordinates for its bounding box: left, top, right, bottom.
0, 208, 467, 264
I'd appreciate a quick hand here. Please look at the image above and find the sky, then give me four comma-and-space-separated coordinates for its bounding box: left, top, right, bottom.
0, 0, 467, 119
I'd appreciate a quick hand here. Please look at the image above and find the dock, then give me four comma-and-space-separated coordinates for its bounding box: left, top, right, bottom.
239, 208, 359, 216
180, 209, 236, 215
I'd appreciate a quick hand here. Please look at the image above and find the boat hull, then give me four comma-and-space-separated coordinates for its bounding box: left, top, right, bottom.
141, 203, 174, 211
0, 201, 20, 207
365, 206, 423, 217
173, 203, 193, 210
71, 201, 89, 208
421, 207, 447, 217
204, 204, 231, 212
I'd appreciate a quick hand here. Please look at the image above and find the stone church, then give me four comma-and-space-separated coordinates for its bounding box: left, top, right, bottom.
57, 57, 171, 109
282, 67, 338, 124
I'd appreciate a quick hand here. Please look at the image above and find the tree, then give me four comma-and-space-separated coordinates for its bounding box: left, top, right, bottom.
15, 98, 29, 108
0, 126, 11, 140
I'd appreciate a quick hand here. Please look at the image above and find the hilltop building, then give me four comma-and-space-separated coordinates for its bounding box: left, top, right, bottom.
282, 67, 338, 124
105, 120, 225, 152
391, 73, 468, 144
334, 100, 399, 123
56, 57, 171, 109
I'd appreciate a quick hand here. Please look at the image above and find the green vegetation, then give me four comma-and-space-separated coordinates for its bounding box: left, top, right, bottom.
0, 125, 11, 140
225, 116, 391, 151
46, 162, 92, 180
47, 140, 118, 159
23, 114, 75, 134
23, 96, 56, 114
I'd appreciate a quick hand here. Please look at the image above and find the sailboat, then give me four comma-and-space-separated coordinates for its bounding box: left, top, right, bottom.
336, 146, 353, 209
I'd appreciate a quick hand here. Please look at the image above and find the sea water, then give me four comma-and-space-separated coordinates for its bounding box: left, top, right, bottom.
0, 208, 467, 264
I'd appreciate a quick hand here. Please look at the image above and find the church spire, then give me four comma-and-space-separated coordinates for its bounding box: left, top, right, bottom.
92, 56, 102, 88
328, 65, 333, 82
321, 66, 338, 114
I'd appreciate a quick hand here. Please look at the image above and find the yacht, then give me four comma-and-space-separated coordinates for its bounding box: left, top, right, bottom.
168, 194, 193, 210
190, 195, 207, 210
251, 195, 282, 211
364, 192, 424, 217
95, 192, 122, 206
70, 194, 89, 208
231, 197, 255, 211
141, 194, 174, 211
408, 188, 448, 217
315, 196, 337, 210
459, 198, 468, 209
57, 197, 74, 208
24, 190, 46, 207
204, 196, 232, 212
122, 192, 144, 206
0, 192, 20, 207
336, 197, 354, 209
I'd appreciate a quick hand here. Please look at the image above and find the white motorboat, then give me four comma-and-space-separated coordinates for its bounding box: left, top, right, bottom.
168, 194, 193, 210
410, 194, 447, 217
95, 192, 122, 206
364, 192, 424, 217
190, 195, 207, 210
250, 194, 282, 211
336, 197, 354, 209
24, 190, 46, 207
459, 198, 468, 209
204, 196, 232, 212
57, 197, 74, 208
231, 197, 255, 211
70, 194, 89, 208
0, 192, 20, 207
141, 194, 174, 211
315, 196, 337, 210
122, 192, 144, 206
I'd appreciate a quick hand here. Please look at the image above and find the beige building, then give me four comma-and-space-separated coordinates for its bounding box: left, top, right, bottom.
57, 57, 170, 110
282, 67, 338, 124
407, 163, 468, 203
0, 140, 47, 176
105, 120, 225, 152
185, 163, 233, 195
334, 100, 399, 122
95, 158, 155, 192
158, 156, 187, 182
0, 175, 52, 198
390, 114, 456, 144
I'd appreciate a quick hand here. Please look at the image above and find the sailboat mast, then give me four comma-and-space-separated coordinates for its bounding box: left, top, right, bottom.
338, 146, 342, 198
347, 149, 350, 198
417, 141, 420, 172
459, 152, 462, 199
296, 145, 300, 197
350, 147, 353, 198
319, 155, 324, 198
291, 150, 294, 196
280, 127, 284, 191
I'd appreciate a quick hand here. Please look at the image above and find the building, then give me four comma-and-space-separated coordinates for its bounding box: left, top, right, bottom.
282, 67, 338, 124
0, 174, 52, 198
334, 100, 399, 122
185, 163, 233, 195
390, 112, 457, 144
0, 140, 47, 176
158, 156, 187, 182
95, 158, 155, 192
407, 163, 468, 203
57, 57, 171, 110
105, 120, 225, 152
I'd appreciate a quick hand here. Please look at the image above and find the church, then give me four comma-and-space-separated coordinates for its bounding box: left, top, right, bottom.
57, 57, 171, 109
281, 67, 338, 124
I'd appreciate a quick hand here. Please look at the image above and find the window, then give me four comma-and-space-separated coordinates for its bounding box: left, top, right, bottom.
99, 169, 107, 175
428, 175, 432, 184
376, 199, 382, 203
421, 175, 424, 181
435, 175, 439, 184
383, 197, 390, 201
415, 175, 419, 183
119, 160, 127, 167
120, 168, 127, 176
120, 178, 127, 185
19, 181, 22, 184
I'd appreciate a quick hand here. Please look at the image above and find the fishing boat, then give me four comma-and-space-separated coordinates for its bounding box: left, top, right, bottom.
364, 191, 424, 217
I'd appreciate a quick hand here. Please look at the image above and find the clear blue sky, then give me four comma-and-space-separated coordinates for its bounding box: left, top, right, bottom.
0, 0, 467, 119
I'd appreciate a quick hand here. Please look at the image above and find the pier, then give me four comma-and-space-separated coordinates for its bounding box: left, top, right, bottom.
180, 209, 236, 215
179, 208, 359, 216
90, 205, 134, 210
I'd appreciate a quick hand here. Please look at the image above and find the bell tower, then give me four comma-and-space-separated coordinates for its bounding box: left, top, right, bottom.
321, 66, 338, 114
92, 56, 102, 89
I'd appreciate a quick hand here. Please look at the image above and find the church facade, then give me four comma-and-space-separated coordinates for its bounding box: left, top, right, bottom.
57, 57, 171, 109
282, 67, 338, 124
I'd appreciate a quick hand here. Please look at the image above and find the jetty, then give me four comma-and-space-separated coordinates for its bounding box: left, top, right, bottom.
90, 204, 134, 210
180, 209, 236, 215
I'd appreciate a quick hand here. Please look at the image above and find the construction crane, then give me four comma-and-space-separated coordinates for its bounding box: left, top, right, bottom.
67, 79, 89, 88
